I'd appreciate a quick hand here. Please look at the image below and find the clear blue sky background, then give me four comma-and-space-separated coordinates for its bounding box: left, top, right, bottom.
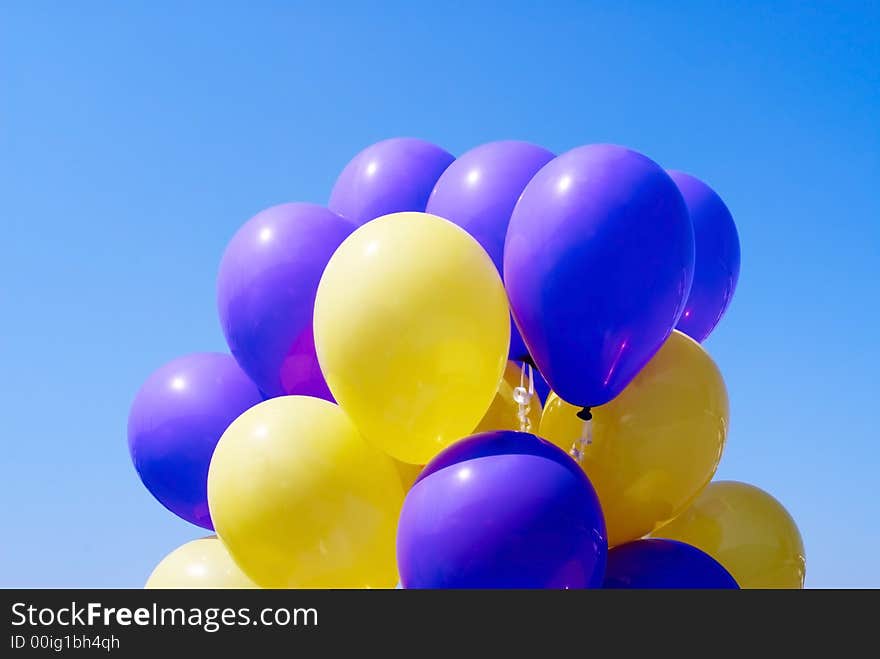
1, 1, 877, 588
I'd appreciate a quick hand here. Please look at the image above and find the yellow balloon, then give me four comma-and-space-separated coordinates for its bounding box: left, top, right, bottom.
393, 365, 540, 490
651, 480, 806, 588
393, 459, 424, 491
314, 212, 510, 464
539, 330, 728, 546
145, 536, 257, 589
207, 396, 404, 588
474, 361, 542, 433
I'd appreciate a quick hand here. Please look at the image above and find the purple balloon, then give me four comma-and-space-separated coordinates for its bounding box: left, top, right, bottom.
127, 353, 262, 529
531, 367, 551, 405
668, 171, 741, 342
329, 138, 454, 225
603, 539, 739, 589
504, 144, 694, 408
398, 431, 607, 589
217, 203, 355, 400
426, 141, 555, 362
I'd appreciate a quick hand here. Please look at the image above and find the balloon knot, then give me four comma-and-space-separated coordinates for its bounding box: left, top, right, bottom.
577, 406, 593, 421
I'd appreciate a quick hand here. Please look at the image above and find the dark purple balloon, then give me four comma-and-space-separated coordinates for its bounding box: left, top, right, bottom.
398, 431, 607, 589
217, 203, 355, 400
603, 539, 739, 589
329, 138, 454, 225
531, 367, 550, 405
504, 144, 694, 408
426, 141, 555, 362
668, 171, 741, 342
127, 353, 262, 529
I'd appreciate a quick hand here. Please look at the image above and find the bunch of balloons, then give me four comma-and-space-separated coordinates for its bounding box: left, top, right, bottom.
130, 138, 805, 590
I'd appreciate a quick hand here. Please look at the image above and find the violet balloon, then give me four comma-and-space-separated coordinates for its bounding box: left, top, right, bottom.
603, 539, 739, 589
531, 366, 550, 405
504, 144, 694, 408
426, 141, 554, 362
668, 171, 741, 342
127, 353, 263, 529
329, 138, 454, 226
217, 203, 355, 400
397, 431, 607, 589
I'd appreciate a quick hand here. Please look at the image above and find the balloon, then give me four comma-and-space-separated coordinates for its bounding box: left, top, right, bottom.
540, 331, 727, 545
329, 138, 454, 226
208, 396, 404, 588
651, 481, 806, 589
217, 202, 355, 400
397, 431, 607, 589
145, 537, 257, 589
426, 141, 554, 360
668, 171, 741, 342
127, 352, 263, 529
314, 212, 510, 464
505, 144, 694, 407
603, 539, 738, 589
474, 361, 542, 434
393, 459, 424, 491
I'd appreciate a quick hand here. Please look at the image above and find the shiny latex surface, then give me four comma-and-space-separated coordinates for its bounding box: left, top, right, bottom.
539, 331, 727, 546
651, 480, 806, 589
127, 352, 263, 530
426, 140, 554, 360
145, 536, 257, 589
505, 144, 694, 407
329, 138, 454, 226
603, 539, 738, 589
314, 212, 510, 465
668, 171, 741, 342
217, 202, 355, 400
398, 431, 607, 589
208, 396, 404, 588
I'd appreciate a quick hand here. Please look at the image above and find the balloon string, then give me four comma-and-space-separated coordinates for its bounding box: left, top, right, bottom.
513, 361, 534, 433
570, 407, 592, 464
518, 353, 537, 369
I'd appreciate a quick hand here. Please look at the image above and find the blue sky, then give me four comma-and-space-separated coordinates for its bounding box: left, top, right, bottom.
1, 1, 877, 587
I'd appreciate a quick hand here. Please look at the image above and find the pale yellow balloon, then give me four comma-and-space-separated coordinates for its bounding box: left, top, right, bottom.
651, 481, 806, 588
208, 396, 404, 588
539, 331, 728, 546
474, 361, 542, 433
314, 212, 510, 464
145, 536, 257, 589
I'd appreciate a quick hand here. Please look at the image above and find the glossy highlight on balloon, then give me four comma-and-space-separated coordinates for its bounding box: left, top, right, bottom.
397, 431, 607, 589
668, 171, 741, 342
651, 481, 806, 589
145, 537, 257, 589
603, 539, 738, 589
217, 202, 355, 400
539, 331, 728, 546
314, 212, 510, 465
208, 396, 404, 588
329, 138, 454, 226
127, 352, 263, 530
427, 141, 554, 360
505, 144, 694, 407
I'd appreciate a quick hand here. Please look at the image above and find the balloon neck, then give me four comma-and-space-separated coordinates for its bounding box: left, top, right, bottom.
570, 408, 593, 464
